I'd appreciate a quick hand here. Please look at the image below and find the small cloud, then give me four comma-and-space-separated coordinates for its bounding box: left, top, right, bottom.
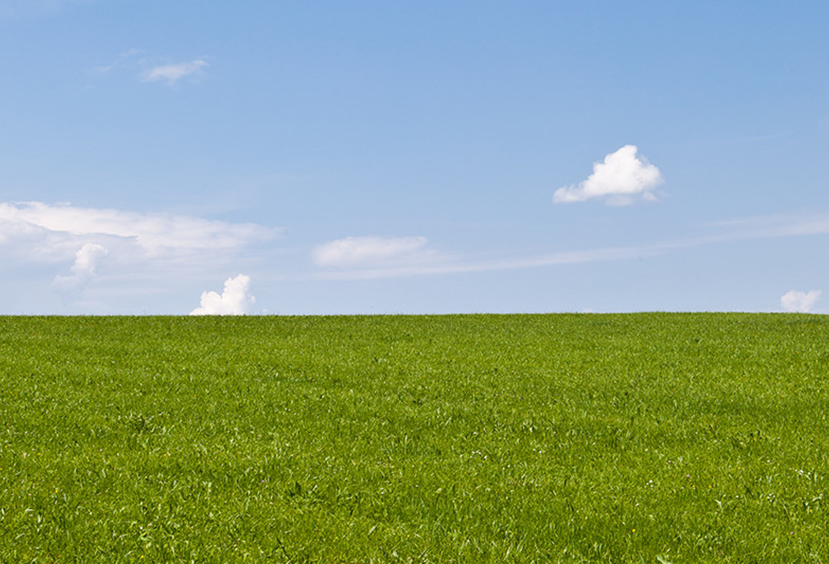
142, 59, 207, 85
190, 274, 254, 315
554, 145, 664, 206
312, 236, 430, 268
53, 243, 107, 290
781, 290, 821, 313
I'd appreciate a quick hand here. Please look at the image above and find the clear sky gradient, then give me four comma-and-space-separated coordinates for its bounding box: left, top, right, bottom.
2, 0, 828, 315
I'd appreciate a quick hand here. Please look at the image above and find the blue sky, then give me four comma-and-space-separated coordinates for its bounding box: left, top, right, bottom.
1, 0, 828, 315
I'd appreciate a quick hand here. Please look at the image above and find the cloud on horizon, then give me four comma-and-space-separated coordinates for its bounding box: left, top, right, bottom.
190, 274, 255, 315
781, 290, 821, 313
53, 242, 107, 291
142, 59, 207, 85
554, 145, 664, 206
0, 202, 277, 308
0, 201, 276, 256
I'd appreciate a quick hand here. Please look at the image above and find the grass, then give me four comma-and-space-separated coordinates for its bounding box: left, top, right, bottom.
1, 313, 828, 562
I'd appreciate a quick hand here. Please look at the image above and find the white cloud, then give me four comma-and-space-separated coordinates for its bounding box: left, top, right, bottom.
0, 202, 276, 308
313, 243, 655, 280
781, 290, 821, 313
554, 145, 664, 205
312, 236, 431, 267
142, 59, 207, 85
53, 243, 107, 290
0, 202, 275, 254
190, 274, 254, 315
310, 210, 829, 282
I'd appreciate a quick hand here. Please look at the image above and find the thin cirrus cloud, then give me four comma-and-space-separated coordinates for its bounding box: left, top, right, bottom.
142, 59, 208, 85
190, 274, 255, 315
314, 243, 660, 281
780, 290, 821, 313
704, 211, 829, 240
554, 145, 664, 206
312, 236, 432, 268
313, 210, 829, 281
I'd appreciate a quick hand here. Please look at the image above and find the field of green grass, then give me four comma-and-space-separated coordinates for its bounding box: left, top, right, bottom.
1, 313, 828, 562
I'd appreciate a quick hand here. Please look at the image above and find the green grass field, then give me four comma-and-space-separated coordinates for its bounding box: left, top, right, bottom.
2, 313, 828, 562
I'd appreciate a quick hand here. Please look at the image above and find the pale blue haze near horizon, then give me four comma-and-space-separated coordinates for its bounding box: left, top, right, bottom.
1, 0, 828, 315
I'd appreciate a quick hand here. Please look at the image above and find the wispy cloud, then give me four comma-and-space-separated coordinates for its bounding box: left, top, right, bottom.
90, 48, 145, 75
313, 210, 829, 281
90, 51, 209, 86
315, 243, 658, 280
781, 290, 821, 313
142, 59, 208, 85
0, 201, 276, 255
312, 236, 432, 268
704, 211, 829, 240
190, 274, 255, 315
554, 145, 664, 206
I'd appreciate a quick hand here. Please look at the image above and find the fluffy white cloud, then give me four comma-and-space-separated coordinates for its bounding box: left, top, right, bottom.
142, 59, 207, 85
190, 274, 254, 315
53, 243, 108, 290
554, 145, 664, 206
0, 202, 274, 254
781, 290, 821, 313
312, 236, 430, 267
